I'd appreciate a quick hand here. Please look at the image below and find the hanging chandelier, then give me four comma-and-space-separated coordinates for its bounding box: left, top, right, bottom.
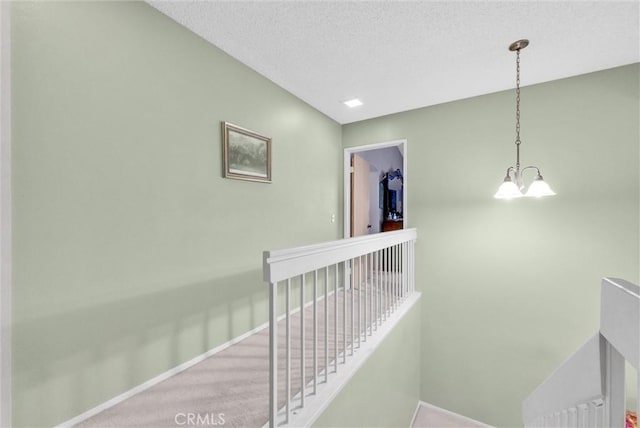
494, 39, 556, 199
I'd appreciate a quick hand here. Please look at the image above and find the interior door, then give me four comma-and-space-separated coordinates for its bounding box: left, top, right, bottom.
350, 153, 371, 237
350, 153, 372, 290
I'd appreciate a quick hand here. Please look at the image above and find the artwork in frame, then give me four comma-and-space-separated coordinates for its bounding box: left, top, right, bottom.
222, 122, 272, 183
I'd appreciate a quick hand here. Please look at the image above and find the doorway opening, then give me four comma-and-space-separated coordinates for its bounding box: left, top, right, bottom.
344, 140, 407, 238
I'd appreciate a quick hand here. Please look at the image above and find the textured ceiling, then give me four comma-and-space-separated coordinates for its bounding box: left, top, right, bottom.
148, 1, 640, 124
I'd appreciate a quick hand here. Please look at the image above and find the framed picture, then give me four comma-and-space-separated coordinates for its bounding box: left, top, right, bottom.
222, 122, 272, 183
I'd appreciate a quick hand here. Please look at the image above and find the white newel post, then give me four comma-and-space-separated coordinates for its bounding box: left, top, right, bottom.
604, 339, 625, 428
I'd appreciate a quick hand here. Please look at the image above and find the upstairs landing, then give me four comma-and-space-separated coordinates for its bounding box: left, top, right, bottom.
75, 287, 386, 427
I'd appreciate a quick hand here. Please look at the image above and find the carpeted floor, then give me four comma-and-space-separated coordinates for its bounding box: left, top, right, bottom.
77, 283, 395, 428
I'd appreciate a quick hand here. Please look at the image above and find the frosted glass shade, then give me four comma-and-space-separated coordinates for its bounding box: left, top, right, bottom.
494, 179, 524, 199
525, 177, 556, 197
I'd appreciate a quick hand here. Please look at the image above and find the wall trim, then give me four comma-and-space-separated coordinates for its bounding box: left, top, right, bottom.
343, 139, 408, 238
0, 2, 12, 426
409, 399, 422, 427
414, 401, 494, 428
55, 288, 342, 427
55, 321, 275, 427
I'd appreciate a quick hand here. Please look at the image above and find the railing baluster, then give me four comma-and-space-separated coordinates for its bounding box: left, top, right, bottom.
300, 274, 305, 408
358, 255, 362, 347
388, 245, 392, 310
396, 243, 401, 306
379, 249, 383, 321
285, 278, 291, 423
313, 270, 318, 394
382, 247, 386, 320
406, 241, 410, 296
380, 248, 386, 325
342, 261, 346, 363
363, 254, 367, 342
324, 266, 328, 383
334, 263, 338, 373
368, 252, 373, 336
399, 243, 403, 301
398, 244, 401, 302
397, 243, 401, 302
392, 244, 396, 306
411, 240, 415, 291
593, 403, 603, 427
350, 258, 354, 356
561, 410, 568, 428
403, 241, 408, 299
587, 404, 595, 428
578, 403, 588, 428
268, 281, 278, 428
568, 407, 577, 428
391, 244, 396, 310
379, 248, 382, 324
393, 244, 397, 310
408, 241, 411, 294
375, 250, 379, 328
400, 242, 404, 299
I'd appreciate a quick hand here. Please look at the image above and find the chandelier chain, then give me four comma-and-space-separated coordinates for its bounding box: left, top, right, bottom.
515, 48, 521, 146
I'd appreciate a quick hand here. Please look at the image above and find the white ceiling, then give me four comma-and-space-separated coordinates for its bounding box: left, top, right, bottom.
148, 1, 640, 125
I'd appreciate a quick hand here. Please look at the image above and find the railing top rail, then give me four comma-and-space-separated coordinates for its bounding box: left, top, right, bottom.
263, 228, 417, 283
602, 277, 640, 299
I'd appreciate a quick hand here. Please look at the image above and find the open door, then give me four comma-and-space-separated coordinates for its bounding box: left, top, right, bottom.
350, 153, 371, 237
350, 153, 372, 290
344, 140, 407, 239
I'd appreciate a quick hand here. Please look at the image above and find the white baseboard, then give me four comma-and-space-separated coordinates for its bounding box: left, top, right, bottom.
409, 399, 422, 427
413, 401, 494, 428
55, 321, 272, 427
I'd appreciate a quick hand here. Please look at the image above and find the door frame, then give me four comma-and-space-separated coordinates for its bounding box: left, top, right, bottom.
0, 2, 11, 426
343, 139, 407, 238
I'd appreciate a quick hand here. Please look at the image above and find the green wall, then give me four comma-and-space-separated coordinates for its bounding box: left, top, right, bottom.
342, 64, 640, 427
11, 2, 342, 426
313, 301, 421, 428
11, 2, 640, 427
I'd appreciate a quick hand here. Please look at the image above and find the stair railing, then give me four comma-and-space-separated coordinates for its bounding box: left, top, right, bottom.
263, 228, 417, 427
523, 277, 639, 427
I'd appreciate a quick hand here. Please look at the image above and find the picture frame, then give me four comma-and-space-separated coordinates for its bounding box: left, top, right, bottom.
222, 122, 272, 183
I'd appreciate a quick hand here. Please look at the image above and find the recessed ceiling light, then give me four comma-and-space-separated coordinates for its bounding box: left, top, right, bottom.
343, 98, 363, 108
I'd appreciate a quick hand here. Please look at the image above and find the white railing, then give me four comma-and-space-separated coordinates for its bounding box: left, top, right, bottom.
263, 229, 418, 427
523, 278, 639, 427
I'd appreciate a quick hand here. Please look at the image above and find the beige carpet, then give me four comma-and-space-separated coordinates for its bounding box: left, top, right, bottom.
412, 403, 491, 428
77, 283, 397, 427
